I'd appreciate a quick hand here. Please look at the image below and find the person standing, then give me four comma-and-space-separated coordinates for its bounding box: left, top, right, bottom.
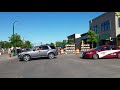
8, 47, 12, 58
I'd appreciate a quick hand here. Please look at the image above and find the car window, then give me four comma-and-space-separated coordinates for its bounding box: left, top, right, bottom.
41, 46, 49, 50
111, 46, 117, 50
93, 46, 102, 50
103, 46, 111, 51
50, 46, 55, 49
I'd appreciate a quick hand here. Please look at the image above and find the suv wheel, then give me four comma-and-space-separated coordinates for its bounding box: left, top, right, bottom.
48, 53, 55, 59
93, 54, 99, 60
23, 55, 31, 61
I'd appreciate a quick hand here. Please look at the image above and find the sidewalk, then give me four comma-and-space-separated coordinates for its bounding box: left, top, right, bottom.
0, 53, 17, 62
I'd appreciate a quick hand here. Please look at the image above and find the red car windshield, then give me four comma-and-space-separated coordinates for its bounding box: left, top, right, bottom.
93, 46, 102, 50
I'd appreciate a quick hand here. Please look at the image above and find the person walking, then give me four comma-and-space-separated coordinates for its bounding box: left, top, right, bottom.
8, 47, 12, 58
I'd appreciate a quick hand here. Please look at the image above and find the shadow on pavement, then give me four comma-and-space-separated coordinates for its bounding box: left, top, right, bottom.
19, 57, 57, 62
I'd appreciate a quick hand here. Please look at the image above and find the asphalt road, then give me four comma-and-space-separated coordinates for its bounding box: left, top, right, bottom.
0, 54, 120, 78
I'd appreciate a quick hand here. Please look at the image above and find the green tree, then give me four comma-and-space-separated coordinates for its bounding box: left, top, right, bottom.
0, 41, 4, 48
67, 39, 74, 45
62, 40, 68, 45
87, 30, 97, 48
4, 41, 11, 48
8, 33, 23, 47
55, 41, 63, 47
24, 40, 32, 48
50, 43, 55, 46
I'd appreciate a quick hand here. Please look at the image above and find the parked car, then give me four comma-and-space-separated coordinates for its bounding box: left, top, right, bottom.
18, 44, 58, 61
80, 45, 120, 59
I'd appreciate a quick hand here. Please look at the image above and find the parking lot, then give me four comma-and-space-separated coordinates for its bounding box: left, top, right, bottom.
0, 54, 120, 78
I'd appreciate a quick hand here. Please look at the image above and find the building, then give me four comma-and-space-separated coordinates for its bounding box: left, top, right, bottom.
89, 12, 120, 46
76, 33, 91, 49
67, 34, 81, 49
67, 34, 81, 43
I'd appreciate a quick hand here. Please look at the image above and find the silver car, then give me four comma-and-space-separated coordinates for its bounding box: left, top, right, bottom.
18, 45, 58, 61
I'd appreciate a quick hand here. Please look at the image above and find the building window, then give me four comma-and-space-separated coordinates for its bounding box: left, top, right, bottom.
108, 21, 110, 30
101, 21, 110, 32
96, 25, 99, 34
118, 18, 120, 27
106, 21, 110, 30
90, 26, 92, 30
94, 26, 96, 33
93, 25, 98, 34
101, 23, 104, 32
104, 22, 106, 31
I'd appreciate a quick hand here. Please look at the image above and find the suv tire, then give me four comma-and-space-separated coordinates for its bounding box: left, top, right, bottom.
48, 53, 55, 59
23, 55, 31, 61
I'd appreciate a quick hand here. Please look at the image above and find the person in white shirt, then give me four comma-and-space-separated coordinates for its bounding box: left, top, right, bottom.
8, 47, 12, 57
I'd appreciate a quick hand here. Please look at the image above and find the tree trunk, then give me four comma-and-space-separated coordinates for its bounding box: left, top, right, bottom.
92, 42, 93, 49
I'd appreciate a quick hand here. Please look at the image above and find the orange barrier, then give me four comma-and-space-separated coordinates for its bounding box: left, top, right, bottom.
76, 49, 80, 54
60, 49, 64, 54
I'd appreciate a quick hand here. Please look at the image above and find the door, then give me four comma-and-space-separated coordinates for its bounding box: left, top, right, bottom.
99, 46, 112, 58
31, 46, 41, 58
110, 46, 118, 58
40, 45, 49, 56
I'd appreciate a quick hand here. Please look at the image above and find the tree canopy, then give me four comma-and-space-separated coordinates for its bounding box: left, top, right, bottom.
87, 30, 97, 48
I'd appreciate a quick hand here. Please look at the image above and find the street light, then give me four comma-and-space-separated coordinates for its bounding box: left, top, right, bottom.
13, 21, 19, 56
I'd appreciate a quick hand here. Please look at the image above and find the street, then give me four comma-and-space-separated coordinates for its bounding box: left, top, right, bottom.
0, 54, 120, 78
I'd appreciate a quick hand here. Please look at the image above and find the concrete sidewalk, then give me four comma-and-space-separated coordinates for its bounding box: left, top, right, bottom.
0, 54, 17, 62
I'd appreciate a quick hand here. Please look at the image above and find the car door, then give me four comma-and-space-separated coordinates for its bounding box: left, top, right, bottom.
110, 46, 118, 58
99, 46, 112, 58
40, 45, 49, 57
31, 46, 41, 58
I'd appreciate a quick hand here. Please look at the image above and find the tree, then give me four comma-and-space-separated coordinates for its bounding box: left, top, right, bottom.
62, 40, 68, 45
55, 41, 63, 47
67, 39, 74, 45
8, 33, 23, 47
0, 41, 4, 48
24, 40, 32, 48
87, 30, 97, 48
4, 41, 11, 48
50, 43, 55, 46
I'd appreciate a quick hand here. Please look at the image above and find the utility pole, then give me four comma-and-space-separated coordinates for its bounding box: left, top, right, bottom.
13, 21, 18, 56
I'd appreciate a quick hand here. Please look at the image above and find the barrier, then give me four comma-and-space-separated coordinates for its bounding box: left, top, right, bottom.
76, 49, 80, 54
60, 49, 64, 54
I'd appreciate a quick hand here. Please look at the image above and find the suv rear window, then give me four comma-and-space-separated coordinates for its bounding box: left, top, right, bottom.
50, 46, 56, 49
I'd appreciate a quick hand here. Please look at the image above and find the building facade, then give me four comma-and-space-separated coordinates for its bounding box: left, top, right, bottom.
67, 34, 81, 43
89, 12, 120, 46
67, 34, 81, 49
75, 33, 87, 49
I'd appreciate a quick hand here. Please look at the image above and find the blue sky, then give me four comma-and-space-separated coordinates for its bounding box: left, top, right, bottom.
0, 12, 104, 45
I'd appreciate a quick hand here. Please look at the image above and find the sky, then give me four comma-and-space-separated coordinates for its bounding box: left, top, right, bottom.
0, 12, 104, 45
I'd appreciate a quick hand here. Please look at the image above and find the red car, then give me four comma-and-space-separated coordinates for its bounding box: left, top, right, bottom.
80, 45, 120, 59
